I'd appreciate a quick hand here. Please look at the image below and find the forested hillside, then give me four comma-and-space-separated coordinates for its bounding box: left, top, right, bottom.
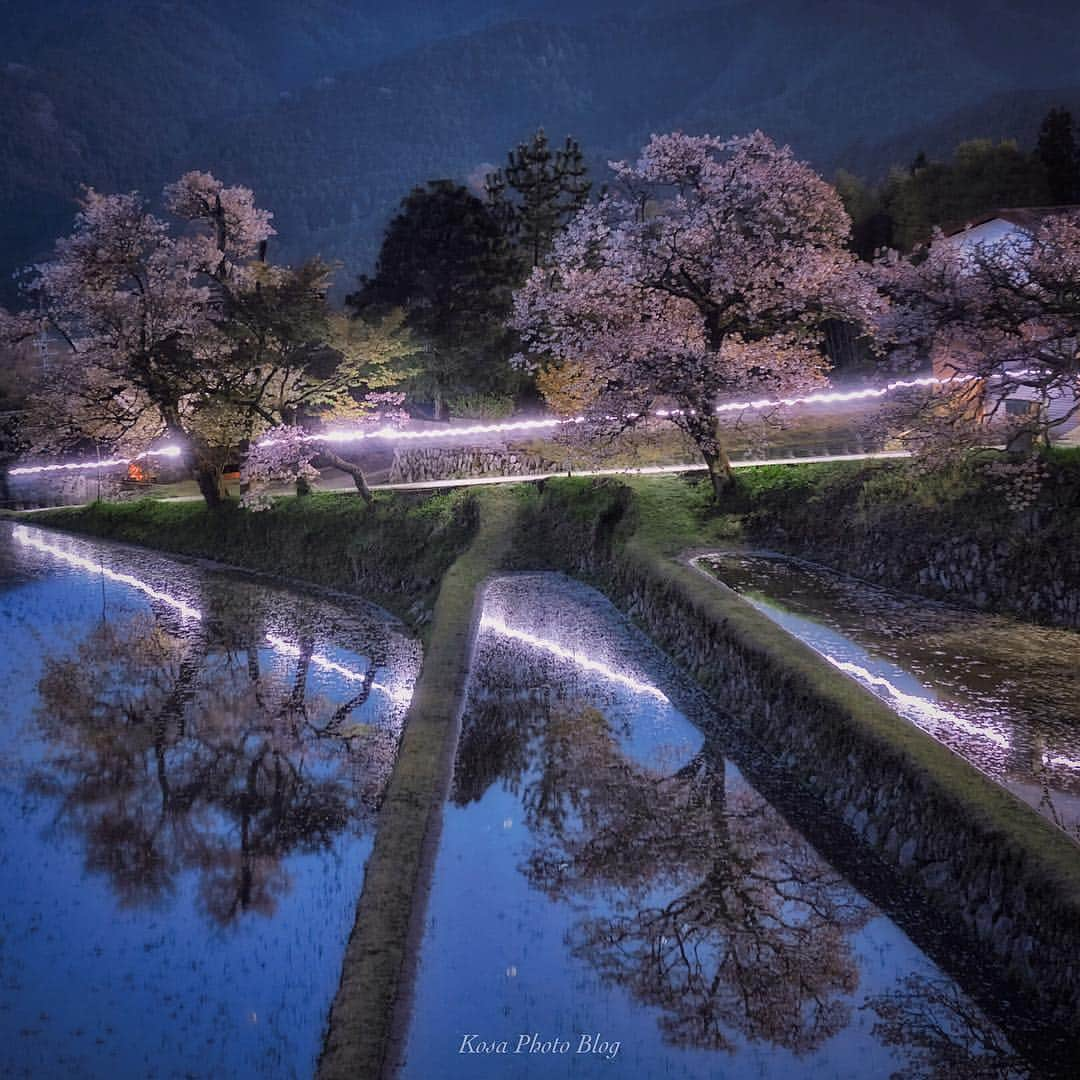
2, 0, 1079, 300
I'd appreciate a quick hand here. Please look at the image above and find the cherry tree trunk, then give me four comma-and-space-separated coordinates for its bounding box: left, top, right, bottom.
195, 464, 225, 508
702, 444, 735, 502
322, 450, 374, 505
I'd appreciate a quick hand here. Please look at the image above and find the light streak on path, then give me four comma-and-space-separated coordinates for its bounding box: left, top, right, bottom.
9, 445, 183, 477
257, 375, 959, 451
7, 370, 969, 476
260, 374, 956, 450
479, 614, 669, 701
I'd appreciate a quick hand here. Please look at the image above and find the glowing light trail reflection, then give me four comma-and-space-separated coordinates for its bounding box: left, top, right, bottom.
824, 655, 1011, 750
1044, 752, 1080, 772
13, 525, 203, 621
264, 632, 413, 707
12, 525, 412, 708
479, 614, 669, 701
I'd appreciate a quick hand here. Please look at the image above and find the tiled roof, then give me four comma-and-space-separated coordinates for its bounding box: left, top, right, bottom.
943, 206, 1078, 237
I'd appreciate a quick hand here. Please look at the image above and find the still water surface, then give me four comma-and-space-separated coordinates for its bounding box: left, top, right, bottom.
699, 552, 1080, 839
0, 523, 420, 1078
400, 573, 1028, 1079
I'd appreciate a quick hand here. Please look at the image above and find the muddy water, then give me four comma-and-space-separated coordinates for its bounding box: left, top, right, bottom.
699, 552, 1080, 840
398, 573, 1028, 1080
0, 523, 420, 1079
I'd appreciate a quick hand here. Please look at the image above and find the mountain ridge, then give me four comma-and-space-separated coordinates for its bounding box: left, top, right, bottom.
3, 0, 1079, 300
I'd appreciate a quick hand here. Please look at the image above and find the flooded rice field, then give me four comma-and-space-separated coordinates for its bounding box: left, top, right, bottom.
399, 573, 1028, 1079
699, 552, 1080, 840
0, 523, 420, 1079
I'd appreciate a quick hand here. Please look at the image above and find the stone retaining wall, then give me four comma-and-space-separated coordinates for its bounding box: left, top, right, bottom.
389, 445, 560, 484
758, 521, 1080, 629
743, 461, 1080, 629
521, 481, 1080, 1064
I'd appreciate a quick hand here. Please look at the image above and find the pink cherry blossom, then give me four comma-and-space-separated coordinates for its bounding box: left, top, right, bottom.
513, 131, 884, 497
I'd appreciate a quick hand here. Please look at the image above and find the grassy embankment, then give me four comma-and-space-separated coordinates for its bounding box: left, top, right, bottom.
318, 489, 518, 1080
720, 444, 1080, 546
524, 473, 1080, 842
516, 469, 1080, 908
516, 466, 1080, 869
515, 472, 1080, 1064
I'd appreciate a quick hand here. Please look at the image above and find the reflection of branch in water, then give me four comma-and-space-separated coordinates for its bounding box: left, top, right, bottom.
29, 612, 395, 925
864, 973, 1028, 1080
456, 685, 871, 1055
522, 713, 869, 1054
452, 691, 541, 807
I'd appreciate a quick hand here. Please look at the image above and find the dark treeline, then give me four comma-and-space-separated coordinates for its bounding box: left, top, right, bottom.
347, 129, 590, 418
838, 108, 1080, 257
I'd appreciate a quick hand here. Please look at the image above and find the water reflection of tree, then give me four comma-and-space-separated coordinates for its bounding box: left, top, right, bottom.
453, 689, 871, 1054
865, 974, 1029, 1079
30, 611, 396, 925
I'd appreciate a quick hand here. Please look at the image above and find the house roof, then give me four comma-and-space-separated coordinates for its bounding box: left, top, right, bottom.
943, 206, 1078, 238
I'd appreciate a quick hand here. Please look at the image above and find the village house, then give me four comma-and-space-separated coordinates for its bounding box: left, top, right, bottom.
942, 207, 1080, 444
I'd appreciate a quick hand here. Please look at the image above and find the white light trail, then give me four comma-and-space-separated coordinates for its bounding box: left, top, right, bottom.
710, 375, 954, 414
301, 416, 585, 446
264, 632, 413, 707
13, 524, 203, 621
260, 375, 965, 450
824, 655, 1011, 750
9, 445, 182, 477
1044, 751, 1080, 772
4, 372, 991, 475
479, 614, 669, 701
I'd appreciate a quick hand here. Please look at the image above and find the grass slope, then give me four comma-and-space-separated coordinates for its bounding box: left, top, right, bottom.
318, 489, 518, 1080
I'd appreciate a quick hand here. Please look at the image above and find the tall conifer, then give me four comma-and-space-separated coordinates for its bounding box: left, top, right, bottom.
486, 128, 591, 268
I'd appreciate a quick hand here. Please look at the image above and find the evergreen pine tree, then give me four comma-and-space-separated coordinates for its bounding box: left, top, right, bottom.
485, 128, 591, 268
347, 180, 521, 418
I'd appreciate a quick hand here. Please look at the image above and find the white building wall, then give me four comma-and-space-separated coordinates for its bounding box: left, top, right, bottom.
946, 218, 1078, 441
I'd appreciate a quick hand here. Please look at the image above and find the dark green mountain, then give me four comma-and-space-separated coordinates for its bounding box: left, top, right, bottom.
2, 0, 1079, 300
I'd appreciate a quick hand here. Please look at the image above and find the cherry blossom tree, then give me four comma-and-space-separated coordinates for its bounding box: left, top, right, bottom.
875, 211, 1080, 459
512, 131, 883, 498
239, 425, 321, 511
4, 172, 417, 508
241, 392, 409, 509
11, 174, 274, 506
